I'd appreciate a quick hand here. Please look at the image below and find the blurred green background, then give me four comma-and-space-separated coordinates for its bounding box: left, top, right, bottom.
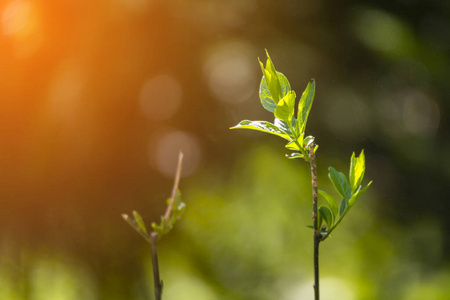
1, 0, 449, 299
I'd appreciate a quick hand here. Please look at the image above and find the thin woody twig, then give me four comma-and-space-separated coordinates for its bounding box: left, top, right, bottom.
164, 151, 184, 221
308, 143, 320, 300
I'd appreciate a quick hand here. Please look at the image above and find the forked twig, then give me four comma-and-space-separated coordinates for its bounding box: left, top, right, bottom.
122, 151, 184, 300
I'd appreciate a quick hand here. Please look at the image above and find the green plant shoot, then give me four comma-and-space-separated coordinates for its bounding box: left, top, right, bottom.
231, 50, 318, 161
231, 50, 372, 300
318, 150, 372, 240
122, 151, 185, 300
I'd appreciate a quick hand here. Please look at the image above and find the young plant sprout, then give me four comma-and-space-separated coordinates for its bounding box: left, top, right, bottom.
231, 50, 372, 300
123, 151, 186, 300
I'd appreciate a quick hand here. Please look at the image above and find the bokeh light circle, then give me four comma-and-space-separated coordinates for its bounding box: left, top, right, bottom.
401, 90, 440, 137
150, 130, 202, 178
139, 75, 183, 121
203, 41, 257, 104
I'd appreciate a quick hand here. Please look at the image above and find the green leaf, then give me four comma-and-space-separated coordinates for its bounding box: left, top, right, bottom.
348, 181, 372, 206
264, 49, 277, 74
314, 144, 319, 154
328, 167, 352, 200
170, 190, 186, 222
285, 132, 304, 149
339, 198, 347, 217
259, 62, 281, 105
258, 51, 291, 112
230, 120, 291, 140
318, 190, 339, 217
152, 218, 165, 237
317, 210, 323, 230
259, 76, 277, 112
286, 153, 304, 159
274, 91, 296, 123
278, 73, 292, 103
274, 118, 294, 136
285, 140, 301, 151
132, 210, 148, 234
259, 72, 292, 112
151, 190, 186, 238
297, 79, 315, 134
349, 150, 366, 193
319, 205, 333, 229
285, 133, 309, 160
303, 135, 315, 149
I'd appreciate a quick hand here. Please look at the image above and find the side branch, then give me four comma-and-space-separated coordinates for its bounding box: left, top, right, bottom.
164, 151, 184, 221
308, 143, 320, 300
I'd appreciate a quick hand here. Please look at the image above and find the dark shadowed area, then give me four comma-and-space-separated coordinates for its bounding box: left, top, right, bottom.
1, 0, 450, 299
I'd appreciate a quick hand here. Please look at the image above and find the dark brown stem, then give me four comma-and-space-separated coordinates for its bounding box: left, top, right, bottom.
121, 216, 164, 299
308, 143, 320, 300
150, 232, 163, 300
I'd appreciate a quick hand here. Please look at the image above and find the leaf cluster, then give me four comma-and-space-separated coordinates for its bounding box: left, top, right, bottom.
230, 50, 372, 239
231, 50, 317, 161
123, 189, 185, 242
316, 150, 372, 240
152, 190, 186, 237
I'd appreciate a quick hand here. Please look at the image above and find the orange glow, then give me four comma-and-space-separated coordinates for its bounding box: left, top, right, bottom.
2, 0, 43, 58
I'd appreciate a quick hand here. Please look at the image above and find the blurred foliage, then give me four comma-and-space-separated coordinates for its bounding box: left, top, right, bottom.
166, 146, 448, 300
1, 0, 450, 299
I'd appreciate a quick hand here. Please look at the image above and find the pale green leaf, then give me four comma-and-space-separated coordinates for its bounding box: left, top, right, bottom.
274, 91, 296, 122
314, 144, 319, 154
274, 118, 294, 136
285, 133, 304, 150
230, 120, 291, 140
258, 50, 291, 112
132, 210, 148, 234
258, 54, 282, 106
348, 181, 372, 206
277, 72, 292, 102
259, 72, 291, 112
259, 76, 277, 112
264, 49, 277, 74
285, 140, 301, 151
349, 150, 366, 193
286, 153, 304, 159
297, 80, 315, 133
